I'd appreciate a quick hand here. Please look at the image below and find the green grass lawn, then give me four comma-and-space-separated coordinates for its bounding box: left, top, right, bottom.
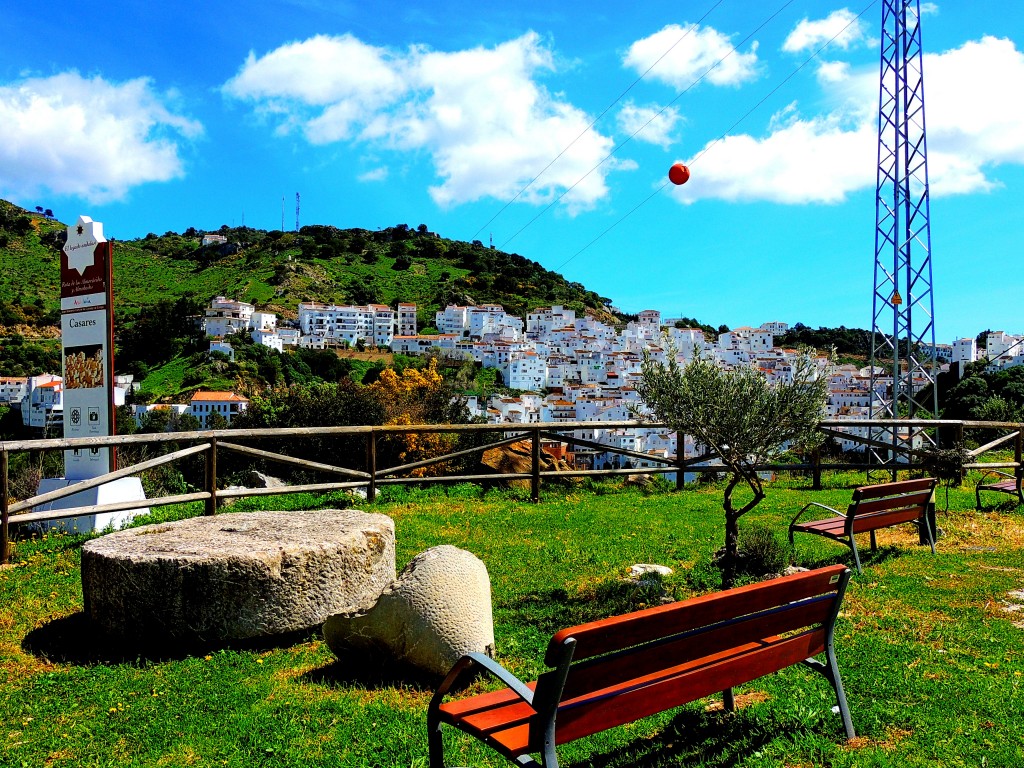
2, 476, 1022, 767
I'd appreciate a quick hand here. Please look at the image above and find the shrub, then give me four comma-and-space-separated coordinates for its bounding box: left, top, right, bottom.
736, 522, 792, 576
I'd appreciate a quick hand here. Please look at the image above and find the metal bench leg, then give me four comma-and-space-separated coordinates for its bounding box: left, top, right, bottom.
427, 711, 445, 768
848, 536, 863, 575
869, 530, 877, 552
803, 656, 855, 740
920, 514, 936, 555
722, 688, 735, 712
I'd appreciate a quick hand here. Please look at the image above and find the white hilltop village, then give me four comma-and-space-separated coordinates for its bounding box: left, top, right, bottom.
4, 294, 1022, 473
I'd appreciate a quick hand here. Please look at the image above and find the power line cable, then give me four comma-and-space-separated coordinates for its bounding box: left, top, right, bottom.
471, 0, 728, 240
501, 0, 797, 250
553, 0, 878, 272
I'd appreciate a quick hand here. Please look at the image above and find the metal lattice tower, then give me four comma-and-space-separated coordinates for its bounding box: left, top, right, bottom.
869, 0, 938, 469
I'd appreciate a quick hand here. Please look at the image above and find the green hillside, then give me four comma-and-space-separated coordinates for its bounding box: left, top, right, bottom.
0, 200, 616, 331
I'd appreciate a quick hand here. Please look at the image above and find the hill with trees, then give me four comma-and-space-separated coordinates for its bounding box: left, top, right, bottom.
1, 199, 614, 332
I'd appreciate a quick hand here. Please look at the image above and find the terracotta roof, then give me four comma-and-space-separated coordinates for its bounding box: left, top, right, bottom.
191, 391, 249, 402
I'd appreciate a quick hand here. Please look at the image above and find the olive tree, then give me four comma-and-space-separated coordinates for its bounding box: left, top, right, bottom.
636, 351, 829, 588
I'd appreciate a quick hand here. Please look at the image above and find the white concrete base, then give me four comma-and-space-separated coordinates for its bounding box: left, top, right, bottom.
34, 477, 150, 534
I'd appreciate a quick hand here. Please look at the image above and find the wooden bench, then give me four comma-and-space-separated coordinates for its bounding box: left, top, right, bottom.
789, 477, 938, 574
427, 565, 854, 768
975, 469, 1024, 508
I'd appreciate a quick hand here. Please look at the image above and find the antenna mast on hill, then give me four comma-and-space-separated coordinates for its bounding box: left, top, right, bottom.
281, 196, 285, 232
295, 193, 300, 232
869, 0, 939, 474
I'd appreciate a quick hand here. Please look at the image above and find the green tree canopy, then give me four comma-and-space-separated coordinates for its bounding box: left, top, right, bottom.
636, 352, 829, 587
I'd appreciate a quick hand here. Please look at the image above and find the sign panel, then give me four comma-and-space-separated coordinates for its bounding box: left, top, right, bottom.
61, 219, 111, 312
61, 216, 115, 480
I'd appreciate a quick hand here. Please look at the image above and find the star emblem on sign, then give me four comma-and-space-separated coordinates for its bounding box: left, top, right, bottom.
63, 216, 106, 275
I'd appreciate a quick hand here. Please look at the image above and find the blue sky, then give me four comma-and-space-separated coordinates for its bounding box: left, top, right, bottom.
2, 1, 1022, 342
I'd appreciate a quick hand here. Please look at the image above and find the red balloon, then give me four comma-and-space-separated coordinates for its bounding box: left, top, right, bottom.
668, 163, 690, 185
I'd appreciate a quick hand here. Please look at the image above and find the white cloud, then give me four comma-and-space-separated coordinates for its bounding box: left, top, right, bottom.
783, 9, 870, 53
677, 35, 1024, 205
224, 32, 618, 212
922, 37, 1024, 180
358, 167, 388, 182
0, 72, 201, 204
680, 114, 875, 204
920, 3, 940, 16
616, 102, 681, 148
623, 24, 759, 88
815, 60, 852, 85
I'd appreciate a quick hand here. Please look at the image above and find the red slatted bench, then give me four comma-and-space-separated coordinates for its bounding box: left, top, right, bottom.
427, 565, 854, 768
975, 469, 1024, 508
789, 477, 938, 574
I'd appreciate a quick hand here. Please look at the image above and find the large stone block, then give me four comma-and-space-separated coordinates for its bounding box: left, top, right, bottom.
324, 545, 494, 677
81, 509, 395, 644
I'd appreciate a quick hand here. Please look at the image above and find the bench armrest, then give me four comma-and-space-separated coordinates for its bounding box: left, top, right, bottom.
429, 652, 535, 714
791, 501, 841, 528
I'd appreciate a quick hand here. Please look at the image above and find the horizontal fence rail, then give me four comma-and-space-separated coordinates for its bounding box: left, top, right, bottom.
2, 418, 1022, 563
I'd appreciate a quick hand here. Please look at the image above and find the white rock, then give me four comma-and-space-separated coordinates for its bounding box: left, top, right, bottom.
324, 545, 495, 677
629, 563, 674, 579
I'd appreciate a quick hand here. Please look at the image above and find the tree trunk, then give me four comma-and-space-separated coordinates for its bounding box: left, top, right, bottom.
721, 476, 742, 589
720, 469, 766, 590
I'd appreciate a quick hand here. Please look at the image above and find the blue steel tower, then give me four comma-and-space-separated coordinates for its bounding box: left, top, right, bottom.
869, 0, 938, 468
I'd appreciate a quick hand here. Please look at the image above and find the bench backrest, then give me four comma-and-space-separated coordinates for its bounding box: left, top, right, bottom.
846, 477, 937, 534
537, 564, 850, 744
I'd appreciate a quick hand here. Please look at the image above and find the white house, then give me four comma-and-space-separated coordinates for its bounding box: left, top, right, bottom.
20, 375, 63, 430
189, 391, 249, 428
205, 297, 255, 338
251, 328, 283, 352
209, 340, 235, 361
133, 403, 190, 428
0, 376, 28, 404
397, 303, 418, 336
760, 321, 790, 336
985, 331, 1024, 369
951, 337, 977, 375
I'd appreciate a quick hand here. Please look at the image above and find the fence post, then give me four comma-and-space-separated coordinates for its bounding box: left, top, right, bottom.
1, 450, 10, 565
204, 437, 218, 516
812, 448, 822, 491
366, 431, 377, 503
958, 422, 967, 484
531, 428, 541, 503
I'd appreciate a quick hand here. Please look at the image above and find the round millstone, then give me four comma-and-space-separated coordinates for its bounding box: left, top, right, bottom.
81, 509, 395, 644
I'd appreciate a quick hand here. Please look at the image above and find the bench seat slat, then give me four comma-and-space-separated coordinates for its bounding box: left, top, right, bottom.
548, 564, 847, 665
438, 681, 537, 720
982, 479, 1019, 492
560, 596, 833, 700
791, 516, 845, 536
555, 629, 825, 744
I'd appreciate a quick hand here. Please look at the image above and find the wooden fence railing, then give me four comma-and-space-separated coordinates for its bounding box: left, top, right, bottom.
2, 418, 1021, 563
